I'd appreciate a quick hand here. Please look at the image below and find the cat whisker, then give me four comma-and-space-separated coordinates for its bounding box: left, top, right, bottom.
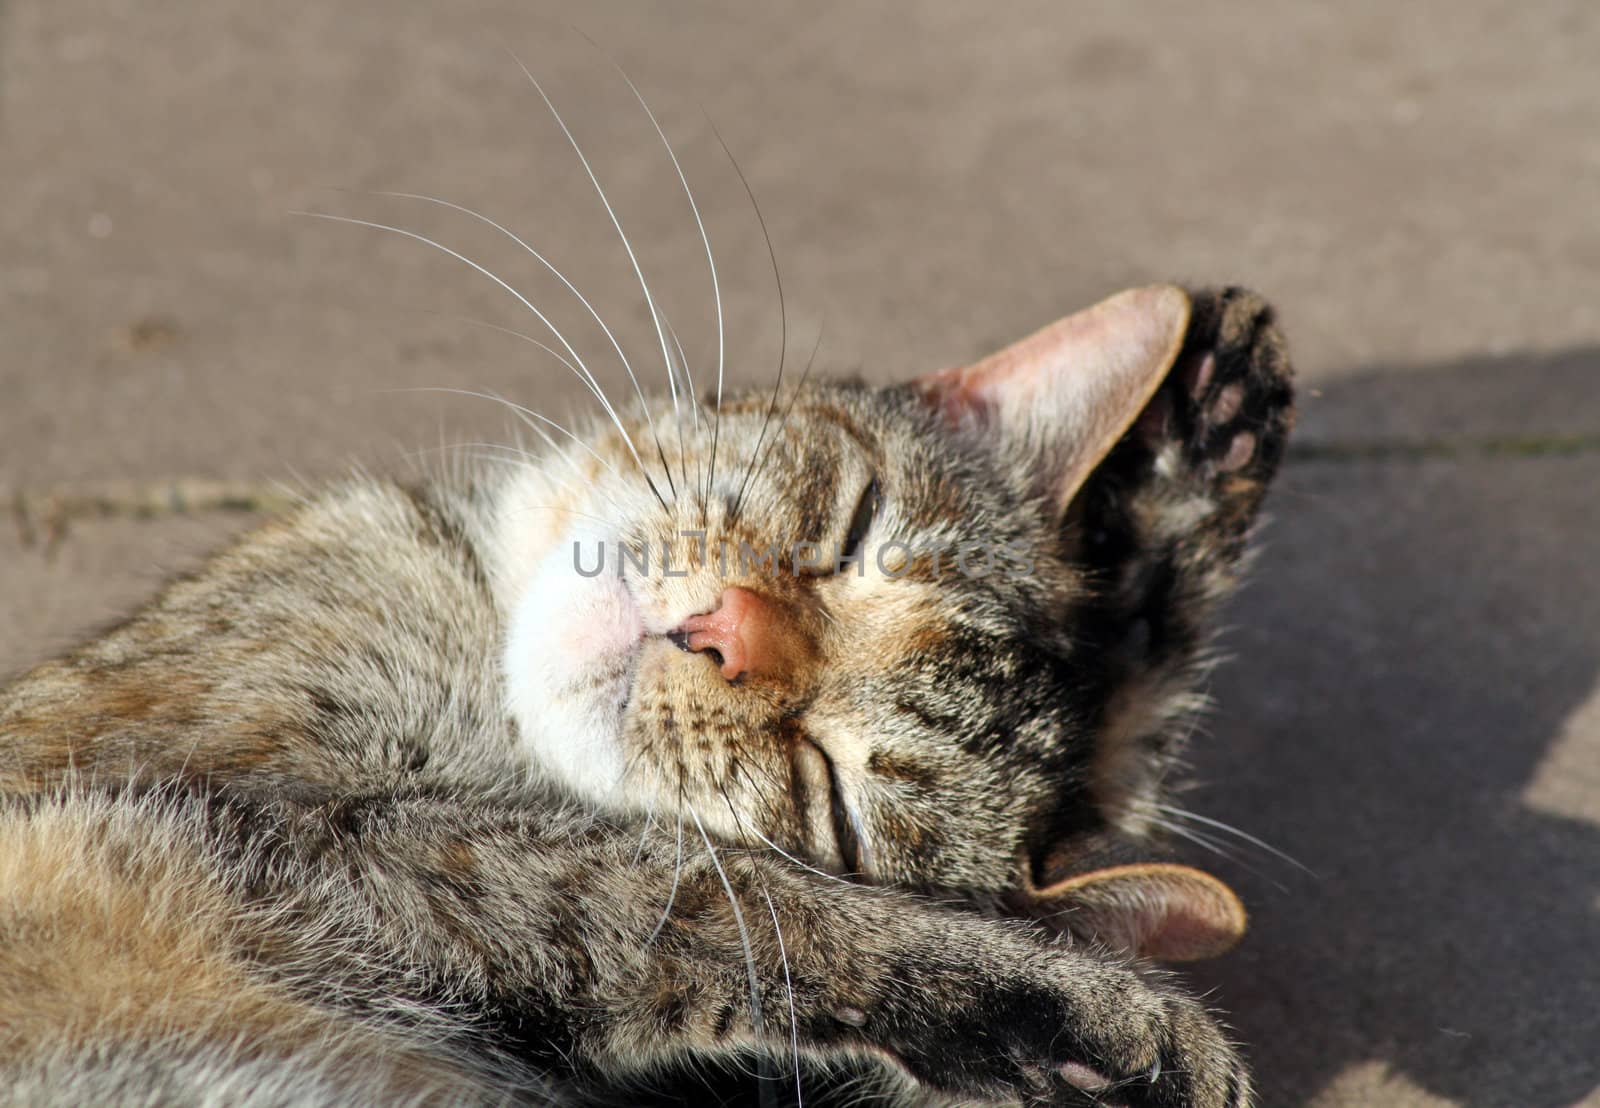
630, 806, 657, 869
416, 308, 624, 431
654, 309, 692, 498
708, 121, 787, 526
1136, 810, 1243, 863
687, 804, 770, 1076
393, 387, 619, 477
366, 192, 689, 513
581, 49, 704, 502
411, 441, 541, 470
427, 442, 558, 484
1153, 801, 1314, 876
721, 761, 853, 885
646, 807, 687, 945
1137, 811, 1291, 894
661, 283, 705, 431
507, 51, 679, 506
421, 311, 588, 378
425, 440, 635, 531
662, 316, 709, 519
706, 392, 724, 529
408, 332, 645, 513
588, 37, 721, 454
758, 882, 804, 1108
713, 776, 803, 1106
641, 758, 696, 944
448, 446, 612, 505
575, 58, 724, 527
295, 210, 669, 511
660, 339, 685, 489
369, 192, 655, 411
511, 503, 632, 533
739, 322, 826, 514
740, 822, 855, 889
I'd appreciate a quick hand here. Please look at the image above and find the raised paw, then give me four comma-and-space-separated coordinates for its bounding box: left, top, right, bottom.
1136, 287, 1295, 518
1072, 287, 1294, 664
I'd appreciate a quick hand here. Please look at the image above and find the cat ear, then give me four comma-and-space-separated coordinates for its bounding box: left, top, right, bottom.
915, 284, 1191, 514
1018, 862, 1247, 962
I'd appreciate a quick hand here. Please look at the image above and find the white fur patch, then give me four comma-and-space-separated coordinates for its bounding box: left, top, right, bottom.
503, 529, 642, 805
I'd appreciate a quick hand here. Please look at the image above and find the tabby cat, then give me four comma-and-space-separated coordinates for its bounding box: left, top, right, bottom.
1, 163, 1292, 1105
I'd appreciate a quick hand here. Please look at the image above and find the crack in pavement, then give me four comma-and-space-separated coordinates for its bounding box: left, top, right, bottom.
1291, 432, 1600, 463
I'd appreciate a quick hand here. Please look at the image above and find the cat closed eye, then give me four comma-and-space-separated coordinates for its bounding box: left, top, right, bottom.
839, 477, 881, 569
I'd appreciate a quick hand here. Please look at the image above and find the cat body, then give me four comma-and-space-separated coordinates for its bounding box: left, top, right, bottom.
0, 284, 1291, 1106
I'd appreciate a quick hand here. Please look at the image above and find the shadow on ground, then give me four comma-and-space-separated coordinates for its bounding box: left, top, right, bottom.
1184, 345, 1600, 1106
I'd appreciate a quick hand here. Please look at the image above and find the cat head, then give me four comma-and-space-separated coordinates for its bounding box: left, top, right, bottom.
490, 284, 1255, 958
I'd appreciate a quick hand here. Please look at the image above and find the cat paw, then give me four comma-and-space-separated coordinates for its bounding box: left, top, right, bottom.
1131, 286, 1295, 542
1071, 286, 1294, 669
878, 943, 1252, 1107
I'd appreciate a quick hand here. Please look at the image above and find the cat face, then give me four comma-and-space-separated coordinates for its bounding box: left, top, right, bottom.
493, 286, 1233, 895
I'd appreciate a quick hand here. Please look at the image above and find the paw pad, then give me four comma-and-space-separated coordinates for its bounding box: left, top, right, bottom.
1208, 381, 1244, 425
1219, 431, 1256, 473
1058, 1060, 1114, 1092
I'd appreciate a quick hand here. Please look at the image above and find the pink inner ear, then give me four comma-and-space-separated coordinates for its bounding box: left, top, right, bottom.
913, 285, 1192, 512
1027, 862, 1248, 963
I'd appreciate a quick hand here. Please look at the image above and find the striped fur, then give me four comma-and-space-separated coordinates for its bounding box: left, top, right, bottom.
0, 286, 1289, 1105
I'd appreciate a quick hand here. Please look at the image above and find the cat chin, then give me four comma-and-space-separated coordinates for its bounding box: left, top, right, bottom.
502, 534, 642, 807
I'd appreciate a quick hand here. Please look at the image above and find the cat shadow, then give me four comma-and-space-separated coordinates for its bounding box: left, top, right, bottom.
1182, 345, 1600, 1106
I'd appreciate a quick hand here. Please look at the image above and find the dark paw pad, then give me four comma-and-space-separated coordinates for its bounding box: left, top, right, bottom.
1139, 287, 1294, 493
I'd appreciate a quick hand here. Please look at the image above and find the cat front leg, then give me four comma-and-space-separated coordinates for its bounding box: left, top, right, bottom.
1065, 287, 1295, 842
238, 791, 1250, 1106
604, 855, 1255, 1107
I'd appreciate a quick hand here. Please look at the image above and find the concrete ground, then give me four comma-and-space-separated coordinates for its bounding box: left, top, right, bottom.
3, 2, 1598, 1104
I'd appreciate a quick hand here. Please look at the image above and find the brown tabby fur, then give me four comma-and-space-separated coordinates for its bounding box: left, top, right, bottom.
0, 285, 1291, 1106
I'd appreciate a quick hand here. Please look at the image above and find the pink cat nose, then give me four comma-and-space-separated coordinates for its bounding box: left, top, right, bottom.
673, 587, 776, 682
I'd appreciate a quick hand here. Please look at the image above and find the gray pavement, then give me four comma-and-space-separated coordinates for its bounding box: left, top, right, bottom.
4, 3, 1598, 1104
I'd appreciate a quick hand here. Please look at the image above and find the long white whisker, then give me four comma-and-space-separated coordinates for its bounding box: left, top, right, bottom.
439, 447, 630, 524
740, 322, 825, 512
710, 119, 786, 523
413, 441, 548, 472
1140, 811, 1290, 893
662, 316, 706, 518
647, 810, 687, 944
297, 210, 669, 509
415, 316, 651, 512
655, 309, 690, 494
599, 48, 723, 471
724, 761, 853, 888
757, 883, 803, 1107
1154, 802, 1314, 875
631, 808, 657, 869
688, 805, 766, 1046
704, 369, 723, 529
507, 500, 631, 532
662, 315, 702, 430
392, 387, 618, 476
1139, 812, 1241, 862
507, 51, 679, 503
745, 826, 856, 888
711, 773, 801, 1105
369, 190, 678, 498
421, 310, 594, 392
430, 436, 560, 471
